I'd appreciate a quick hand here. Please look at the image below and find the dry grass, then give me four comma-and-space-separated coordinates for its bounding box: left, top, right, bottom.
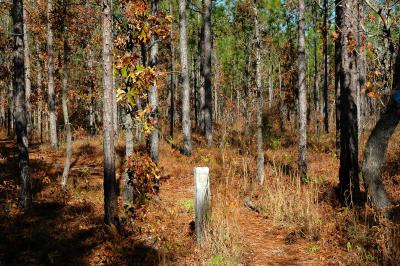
256, 165, 322, 240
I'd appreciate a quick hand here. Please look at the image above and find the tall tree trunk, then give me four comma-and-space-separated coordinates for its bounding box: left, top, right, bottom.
338, 0, 360, 203
335, 0, 341, 151
102, 0, 117, 225
254, 2, 264, 185
357, 2, 366, 136
322, 0, 329, 133
179, 0, 192, 156
47, 0, 58, 148
362, 39, 400, 215
23, 6, 31, 136
169, 7, 175, 138
298, 0, 308, 179
61, 22, 72, 190
202, 0, 212, 146
313, 4, 321, 141
12, 0, 31, 209
35, 41, 43, 143
148, 0, 159, 163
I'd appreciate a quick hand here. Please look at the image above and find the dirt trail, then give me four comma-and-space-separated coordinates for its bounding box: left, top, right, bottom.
158, 144, 325, 265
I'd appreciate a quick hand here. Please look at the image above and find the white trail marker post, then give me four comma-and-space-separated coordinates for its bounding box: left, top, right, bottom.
194, 167, 210, 242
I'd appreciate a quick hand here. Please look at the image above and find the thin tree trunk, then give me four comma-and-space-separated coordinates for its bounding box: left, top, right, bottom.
148, 0, 159, 163
335, 0, 341, 151
322, 0, 329, 133
88, 50, 96, 135
23, 6, 31, 136
298, 0, 308, 179
179, 0, 192, 156
35, 41, 43, 143
47, 0, 58, 148
202, 0, 212, 146
12, 0, 31, 209
338, 0, 360, 203
123, 107, 134, 206
313, 4, 321, 141
61, 22, 72, 190
102, 0, 117, 225
169, 7, 175, 138
254, 2, 264, 185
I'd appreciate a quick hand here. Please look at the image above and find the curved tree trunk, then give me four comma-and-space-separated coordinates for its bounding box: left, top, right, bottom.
12, 0, 32, 209
362, 39, 400, 214
61, 23, 72, 190
179, 0, 192, 156
47, 0, 58, 148
254, 2, 264, 185
102, 0, 117, 225
298, 0, 308, 179
148, 0, 159, 163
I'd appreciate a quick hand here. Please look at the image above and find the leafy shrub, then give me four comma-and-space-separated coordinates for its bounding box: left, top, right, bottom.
126, 152, 160, 205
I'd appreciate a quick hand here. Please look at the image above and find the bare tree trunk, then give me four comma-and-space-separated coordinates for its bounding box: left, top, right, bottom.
202, 0, 212, 146
35, 41, 43, 143
23, 6, 31, 136
322, 0, 329, 133
169, 7, 175, 138
298, 0, 308, 179
313, 4, 321, 142
357, 2, 366, 136
88, 50, 96, 135
12, 0, 31, 209
148, 0, 159, 162
254, 2, 264, 185
338, 0, 360, 203
335, 0, 341, 151
47, 0, 58, 148
102, 0, 117, 225
61, 22, 72, 190
179, 0, 192, 156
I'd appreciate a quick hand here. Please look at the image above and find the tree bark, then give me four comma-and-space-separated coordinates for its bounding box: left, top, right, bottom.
148, 0, 159, 163
202, 0, 212, 146
47, 0, 58, 148
322, 0, 329, 133
298, 0, 308, 179
102, 0, 117, 225
35, 41, 43, 143
23, 6, 31, 136
169, 6, 175, 138
338, 0, 360, 203
179, 0, 192, 156
61, 22, 72, 190
254, 2, 264, 185
12, 0, 32, 209
313, 4, 321, 141
362, 39, 400, 214
335, 0, 341, 151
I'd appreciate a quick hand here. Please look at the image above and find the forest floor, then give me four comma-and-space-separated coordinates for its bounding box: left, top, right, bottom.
0, 128, 399, 265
